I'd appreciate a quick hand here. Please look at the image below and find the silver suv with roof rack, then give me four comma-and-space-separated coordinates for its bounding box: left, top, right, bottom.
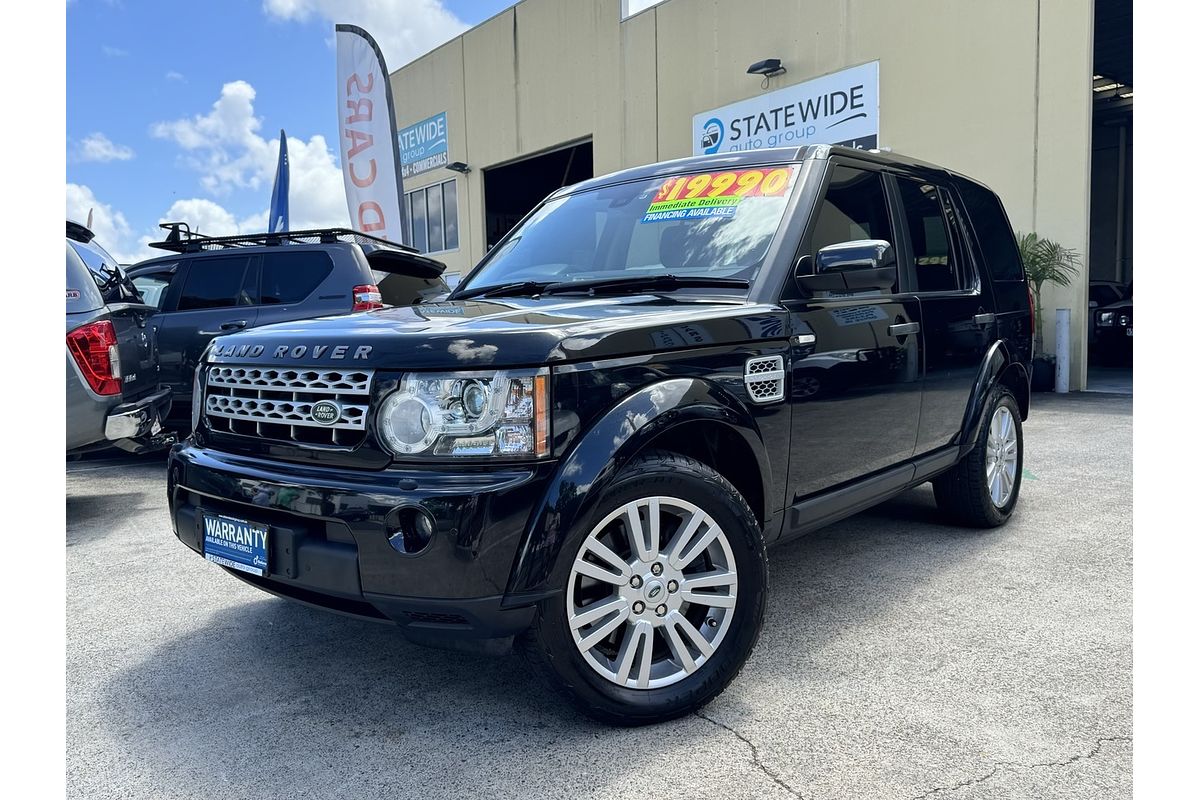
126, 224, 449, 429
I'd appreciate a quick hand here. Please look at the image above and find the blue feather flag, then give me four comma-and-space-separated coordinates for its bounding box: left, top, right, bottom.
268, 129, 289, 233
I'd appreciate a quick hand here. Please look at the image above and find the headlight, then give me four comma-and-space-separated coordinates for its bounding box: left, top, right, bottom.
377, 369, 550, 458
1097, 311, 1115, 326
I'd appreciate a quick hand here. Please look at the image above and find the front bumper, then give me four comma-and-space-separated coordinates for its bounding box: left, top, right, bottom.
105, 386, 173, 448
167, 442, 557, 641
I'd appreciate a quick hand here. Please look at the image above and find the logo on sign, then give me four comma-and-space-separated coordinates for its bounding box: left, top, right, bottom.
398, 111, 449, 179
311, 400, 342, 425
693, 61, 879, 155
700, 118, 724, 154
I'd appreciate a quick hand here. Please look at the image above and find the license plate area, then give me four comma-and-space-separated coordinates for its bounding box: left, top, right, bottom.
202, 512, 269, 576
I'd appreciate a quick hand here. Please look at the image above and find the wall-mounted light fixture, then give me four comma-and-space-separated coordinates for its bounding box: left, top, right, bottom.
747, 58, 786, 77
446, 161, 471, 174
747, 58, 786, 89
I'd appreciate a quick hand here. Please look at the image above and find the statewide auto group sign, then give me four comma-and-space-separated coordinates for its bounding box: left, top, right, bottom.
398, 111, 449, 179
692, 61, 879, 156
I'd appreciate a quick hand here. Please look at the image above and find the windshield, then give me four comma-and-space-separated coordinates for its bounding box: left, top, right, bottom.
457, 165, 800, 295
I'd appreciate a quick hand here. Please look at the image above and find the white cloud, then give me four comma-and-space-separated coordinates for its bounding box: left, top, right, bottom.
165, 70, 186, 82
75, 132, 135, 163
149, 80, 349, 232
157, 198, 273, 238
69, 79, 355, 273
262, 0, 469, 68
101, 44, 128, 57
65, 183, 155, 264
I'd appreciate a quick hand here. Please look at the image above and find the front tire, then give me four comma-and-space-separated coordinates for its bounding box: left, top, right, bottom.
932, 387, 1023, 527
523, 450, 767, 725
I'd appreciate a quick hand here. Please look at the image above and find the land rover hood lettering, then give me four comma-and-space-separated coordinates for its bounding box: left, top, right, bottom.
209, 343, 373, 360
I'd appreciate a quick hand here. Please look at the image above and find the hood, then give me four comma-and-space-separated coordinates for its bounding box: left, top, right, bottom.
206, 294, 788, 369
1097, 296, 1133, 312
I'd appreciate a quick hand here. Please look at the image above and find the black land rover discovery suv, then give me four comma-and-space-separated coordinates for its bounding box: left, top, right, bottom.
168, 145, 1033, 725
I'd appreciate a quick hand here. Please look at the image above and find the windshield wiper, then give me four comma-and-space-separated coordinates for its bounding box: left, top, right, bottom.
451, 280, 555, 300
541, 274, 750, 296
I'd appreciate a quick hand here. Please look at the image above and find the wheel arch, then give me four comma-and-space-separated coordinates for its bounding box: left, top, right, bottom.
504, 377, 772, 600
960, 340, 1031, 453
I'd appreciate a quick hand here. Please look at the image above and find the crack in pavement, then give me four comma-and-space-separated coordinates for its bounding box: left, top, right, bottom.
695, 710, 807, 800
909, 735, 1132, 799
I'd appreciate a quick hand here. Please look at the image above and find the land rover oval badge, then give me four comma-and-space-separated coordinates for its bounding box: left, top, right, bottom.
310, 400, 341, 426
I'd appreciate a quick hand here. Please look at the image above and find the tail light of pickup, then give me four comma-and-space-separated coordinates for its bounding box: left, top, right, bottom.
67, 320, 122, 396
353, 284, 384, 312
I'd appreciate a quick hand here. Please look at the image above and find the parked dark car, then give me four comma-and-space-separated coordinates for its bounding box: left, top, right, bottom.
127, 227, 448, 428
1090, 281, 1132, 365
66, 221, 171, 454
167, 145, 1032, 724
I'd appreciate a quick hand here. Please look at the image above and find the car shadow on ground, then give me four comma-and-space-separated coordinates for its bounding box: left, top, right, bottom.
66, 492, 158, 542
92, 484, 997, 797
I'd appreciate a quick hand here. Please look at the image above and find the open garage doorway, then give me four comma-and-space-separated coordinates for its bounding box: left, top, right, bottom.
1087, 0, 1132, 393
483, 140, 593, 249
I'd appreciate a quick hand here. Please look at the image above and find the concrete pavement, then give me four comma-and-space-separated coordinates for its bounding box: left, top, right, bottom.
66, 392, 1132, 799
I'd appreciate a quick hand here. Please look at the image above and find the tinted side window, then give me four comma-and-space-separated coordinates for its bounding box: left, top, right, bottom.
954, 178, 1024, 281
260, 251, 335, 305
177, 256, 253, 311
897, 177, 965, 293
809, 166, 894, 256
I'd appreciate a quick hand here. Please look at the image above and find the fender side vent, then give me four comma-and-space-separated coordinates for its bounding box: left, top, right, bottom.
744, 355, 785, 404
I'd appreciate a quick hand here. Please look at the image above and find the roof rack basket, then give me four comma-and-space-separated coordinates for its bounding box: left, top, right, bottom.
148, 223, 417, 255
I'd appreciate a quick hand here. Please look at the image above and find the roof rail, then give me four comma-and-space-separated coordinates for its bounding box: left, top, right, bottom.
148, 223, 418, 255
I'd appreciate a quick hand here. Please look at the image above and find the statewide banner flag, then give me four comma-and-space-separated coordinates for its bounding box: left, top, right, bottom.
335, 24, 408, 245
268, 129, 289, 233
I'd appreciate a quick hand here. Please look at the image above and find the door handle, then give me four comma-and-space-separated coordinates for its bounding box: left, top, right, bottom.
888, 321, 920, 336
973, 313, 996, 326
198, 320, 248, 335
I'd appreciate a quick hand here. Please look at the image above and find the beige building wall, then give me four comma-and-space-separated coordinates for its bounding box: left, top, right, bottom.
390, 0, 1094, 388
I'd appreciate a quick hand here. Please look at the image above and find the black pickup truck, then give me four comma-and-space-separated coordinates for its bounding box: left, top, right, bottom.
167, 145, 1032, 725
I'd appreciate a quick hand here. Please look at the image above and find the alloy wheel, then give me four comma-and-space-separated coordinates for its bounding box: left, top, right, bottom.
566, 496, 738, 690
985, 406, 1019, 507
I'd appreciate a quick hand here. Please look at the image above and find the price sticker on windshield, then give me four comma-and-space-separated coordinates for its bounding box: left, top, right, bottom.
641, 166, 795, 224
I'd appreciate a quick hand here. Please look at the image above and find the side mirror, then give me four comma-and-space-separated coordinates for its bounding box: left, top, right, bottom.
795, 240, 897, 296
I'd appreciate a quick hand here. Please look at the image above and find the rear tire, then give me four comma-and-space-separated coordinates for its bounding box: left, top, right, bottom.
932, 388, 1023, 528
522, 450, 767, 726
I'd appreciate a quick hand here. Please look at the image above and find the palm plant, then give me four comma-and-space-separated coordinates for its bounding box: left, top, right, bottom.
1017, 231, 1081, 358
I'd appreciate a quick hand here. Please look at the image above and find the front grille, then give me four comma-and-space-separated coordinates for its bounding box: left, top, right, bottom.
205, 365, 374, 447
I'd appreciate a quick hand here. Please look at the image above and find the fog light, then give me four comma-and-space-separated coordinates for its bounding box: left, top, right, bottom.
387, 507, 436, 554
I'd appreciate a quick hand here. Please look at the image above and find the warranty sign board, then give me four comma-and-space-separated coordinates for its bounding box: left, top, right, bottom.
693, 61, 879, 156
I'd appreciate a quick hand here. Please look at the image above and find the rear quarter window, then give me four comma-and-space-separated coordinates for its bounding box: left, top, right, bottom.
260, 251, 335, 304
68, 239, 141, 304
954, 178, 1025, 282
133, 274, 172, 309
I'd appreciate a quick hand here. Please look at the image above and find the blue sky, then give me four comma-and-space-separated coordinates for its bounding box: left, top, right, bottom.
66, 0, 516, 262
